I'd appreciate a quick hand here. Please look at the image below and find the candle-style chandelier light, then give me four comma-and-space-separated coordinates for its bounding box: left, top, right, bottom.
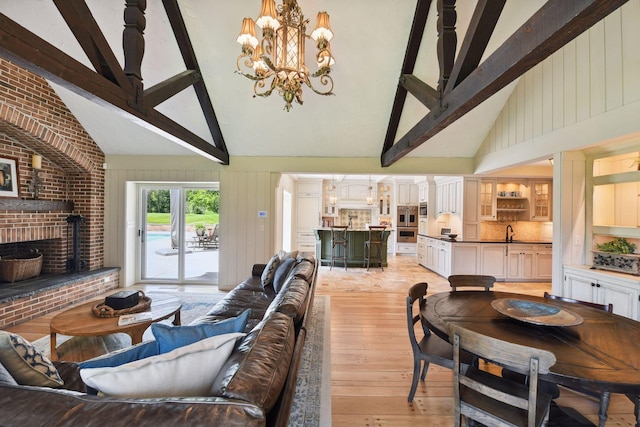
236, 0, 335, 112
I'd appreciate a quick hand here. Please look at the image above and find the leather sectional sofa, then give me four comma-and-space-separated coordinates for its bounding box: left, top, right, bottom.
0, 252, 319, 427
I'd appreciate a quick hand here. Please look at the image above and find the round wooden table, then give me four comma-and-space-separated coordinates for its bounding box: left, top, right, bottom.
49, 293, 181, 361
423, 291, 640, 426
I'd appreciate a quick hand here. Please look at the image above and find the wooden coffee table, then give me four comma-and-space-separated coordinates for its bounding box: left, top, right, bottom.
49, 293, 181, 361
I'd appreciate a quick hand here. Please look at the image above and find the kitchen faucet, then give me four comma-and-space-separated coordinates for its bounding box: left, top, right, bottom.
505, 224, 514, 243
348, 215, 357, 228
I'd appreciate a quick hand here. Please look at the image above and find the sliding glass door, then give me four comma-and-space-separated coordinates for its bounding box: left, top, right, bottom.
139, 184, 219, 284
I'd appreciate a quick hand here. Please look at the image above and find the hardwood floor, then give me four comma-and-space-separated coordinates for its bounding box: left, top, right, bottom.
3, 255, 638, 426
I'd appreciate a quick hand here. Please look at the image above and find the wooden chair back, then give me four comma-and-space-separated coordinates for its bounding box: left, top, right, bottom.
448, 275, 496, 291
330, 225, 349, 243
407, 282, 430, 346
367, 225, 386, 243
543, 292, 613, 313
449, 323, 556, 427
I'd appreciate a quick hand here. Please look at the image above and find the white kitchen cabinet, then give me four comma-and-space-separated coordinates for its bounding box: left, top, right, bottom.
534, 246, 553, 280
418, 182, 429, 203
531, 180, 552, 221
436, 240, 451, 278
480, 179, 497, 221
451, 244, 480, 275
435, 177, 462, 216
397, 242, 417, 254
507, 245, 536, 280
296, 180, 322, 253
563, 265, 640, 320
397, 182, 418, 205
480, 244, 507, 280
417, 235, 427, 267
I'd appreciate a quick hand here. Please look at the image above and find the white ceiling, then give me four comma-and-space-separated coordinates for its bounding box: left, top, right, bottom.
2, 0, 546, 160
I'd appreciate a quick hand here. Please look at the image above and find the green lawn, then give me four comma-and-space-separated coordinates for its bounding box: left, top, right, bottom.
147, 212, 219, 225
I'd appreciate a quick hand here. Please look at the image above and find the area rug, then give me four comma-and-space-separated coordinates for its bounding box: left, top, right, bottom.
288, 295, 332, 427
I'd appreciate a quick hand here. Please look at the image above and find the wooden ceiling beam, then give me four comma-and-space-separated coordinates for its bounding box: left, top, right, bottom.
0, 13, 229, 164
444, 0, 506, 96
382, 0, 432, 157
53, 0, 131, 90
162, 0, 227, 155
144, 70, 201, 108
399, 74, 439, 111
382, 0, 629, 167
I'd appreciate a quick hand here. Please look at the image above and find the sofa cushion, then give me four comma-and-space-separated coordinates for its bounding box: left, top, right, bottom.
0, 361, 17, 386
273, 256, 296, 293
261, 254, 280, 287
211, 312, 295, 412
153, 308, 251, 353
80, 332, 245, 398
277, 249, 299, 261
289, 258, 315, 283
0, 331, 63, 387
265, 278, 310, 325
78, 340, 159, 370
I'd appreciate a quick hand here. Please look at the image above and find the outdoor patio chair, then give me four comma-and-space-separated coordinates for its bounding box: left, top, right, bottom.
203, 224, 219, 249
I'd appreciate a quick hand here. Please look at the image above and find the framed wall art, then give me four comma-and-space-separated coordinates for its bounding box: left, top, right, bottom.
0, 157, 18, 197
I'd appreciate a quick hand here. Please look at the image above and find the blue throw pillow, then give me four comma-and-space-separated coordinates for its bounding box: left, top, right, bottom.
152, 308, 251, 354
78, 340, 159, 370
273, 257, 296, 293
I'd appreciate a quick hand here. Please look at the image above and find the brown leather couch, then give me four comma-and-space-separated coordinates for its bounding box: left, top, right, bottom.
0, 254, 318, 427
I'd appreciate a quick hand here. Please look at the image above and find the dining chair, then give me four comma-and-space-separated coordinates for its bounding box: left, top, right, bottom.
448, 275, 496, 291
330, 225, 349, 271
542, 292, 614, 427
406, 282, 475, 402
449, 323, 556, 427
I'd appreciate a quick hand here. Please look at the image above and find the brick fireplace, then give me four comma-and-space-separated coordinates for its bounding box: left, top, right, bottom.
0, 58, 119, 328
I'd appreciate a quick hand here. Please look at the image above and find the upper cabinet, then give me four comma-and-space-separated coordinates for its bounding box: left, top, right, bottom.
435, 177, 462, 216
397, 182, 418, 205
480, 179, 497, 221
418, 182, 429, 203
377, 182, 392, 215
591, 150, 640, 239
530, 180, 552, 221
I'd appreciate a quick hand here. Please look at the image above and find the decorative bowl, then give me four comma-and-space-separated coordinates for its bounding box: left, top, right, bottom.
447, 233, 458, 240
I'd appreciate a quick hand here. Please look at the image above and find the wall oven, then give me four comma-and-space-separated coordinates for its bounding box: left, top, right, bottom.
397, 206, 418, 227
419, 202, 428, 217
397, 227, 417, 243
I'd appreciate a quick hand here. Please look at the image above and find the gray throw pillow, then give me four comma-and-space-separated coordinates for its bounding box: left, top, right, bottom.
261, 254, 281, 287
273, 257, 296, 293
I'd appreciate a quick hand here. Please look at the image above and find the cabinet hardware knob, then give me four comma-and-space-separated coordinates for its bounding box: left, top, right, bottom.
591, 282, 596, 287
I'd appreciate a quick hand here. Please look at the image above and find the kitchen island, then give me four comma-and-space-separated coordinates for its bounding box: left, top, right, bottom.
314, 228, 391, 268
417, 234, 552, 281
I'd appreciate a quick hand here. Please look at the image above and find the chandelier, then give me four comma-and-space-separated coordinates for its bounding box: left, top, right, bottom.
236, 0, 335, 111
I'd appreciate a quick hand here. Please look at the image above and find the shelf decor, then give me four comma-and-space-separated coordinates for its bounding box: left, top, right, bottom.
0, 157, 18, 198
593, 237, 640, 275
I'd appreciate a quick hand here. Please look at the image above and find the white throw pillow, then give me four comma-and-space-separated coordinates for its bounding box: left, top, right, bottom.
80, 332, 245, 398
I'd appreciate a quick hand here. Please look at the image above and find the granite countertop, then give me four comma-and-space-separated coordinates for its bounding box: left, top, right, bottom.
419, 234, 551, 244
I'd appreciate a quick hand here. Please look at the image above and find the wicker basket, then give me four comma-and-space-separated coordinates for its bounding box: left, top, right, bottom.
0, 253, 43, 283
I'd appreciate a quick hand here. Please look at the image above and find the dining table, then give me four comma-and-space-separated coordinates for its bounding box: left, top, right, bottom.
422, 290, 640, 427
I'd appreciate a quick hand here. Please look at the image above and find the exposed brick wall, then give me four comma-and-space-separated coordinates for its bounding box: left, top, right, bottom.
0, 270, 120, 329
0, 58, 105, 273
0, 59, 111, 327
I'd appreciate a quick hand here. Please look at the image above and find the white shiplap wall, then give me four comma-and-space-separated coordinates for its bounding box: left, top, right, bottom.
104, 156, 278, 291
475, 1, 640, 171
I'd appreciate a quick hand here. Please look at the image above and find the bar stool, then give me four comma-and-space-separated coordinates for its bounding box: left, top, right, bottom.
364, 225, 386, 271
330, 225, 349, 270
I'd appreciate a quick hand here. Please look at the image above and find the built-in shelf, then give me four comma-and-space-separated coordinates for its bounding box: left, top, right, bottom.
0, 199, 74, 212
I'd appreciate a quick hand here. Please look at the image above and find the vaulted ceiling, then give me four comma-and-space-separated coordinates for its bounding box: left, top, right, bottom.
0, 1, 627, 167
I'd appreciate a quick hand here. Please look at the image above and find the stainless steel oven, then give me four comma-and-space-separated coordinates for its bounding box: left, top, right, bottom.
397, 206, 418, 228
419, 202, 428, 217
397, 227, 417, 243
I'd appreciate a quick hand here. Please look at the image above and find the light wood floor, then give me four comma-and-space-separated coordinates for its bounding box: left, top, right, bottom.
4, 255, 638, 426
